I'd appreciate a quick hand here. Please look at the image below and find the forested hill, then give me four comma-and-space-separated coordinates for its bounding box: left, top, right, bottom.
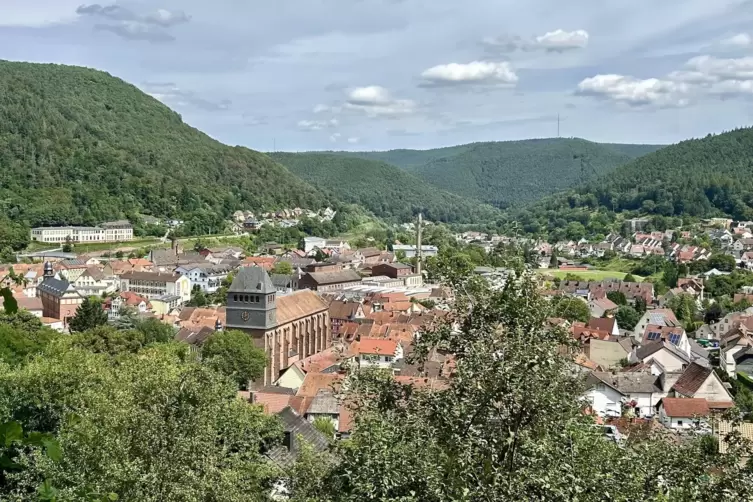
330, 139, 664, 208
0, 60, 329, 248
511, 127, 753, 239
270, 153, 501, 224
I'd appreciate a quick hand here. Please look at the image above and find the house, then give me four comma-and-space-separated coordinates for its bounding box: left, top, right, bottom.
588, 297, 618, 318
357, 247, 383, 265
303, 237, 327, 253
270, 274, 299, 294
371, 263, 422, 287
585, 338, 632, 369
357, 338, 403, 369
656, 398, 710, 430
392, 244, 439, 258
58, 259, 90, 282
304, 390, 341, 431
670, 362, 733, 402
36, 263, 84, 327
175, 264, 233, 293
119, 271, 191, 304
150, 295, 182, 315
585, 372, 663, 418
329, 300, 366, 336
641, 324, 689, 355
265, 407, 329, 471
73, 266, 116, 296
587, 317, 620, 337
0, 295, 44, 318
298, 270, 362, 292
629, 341, 690, 372
633, 309, 679, 337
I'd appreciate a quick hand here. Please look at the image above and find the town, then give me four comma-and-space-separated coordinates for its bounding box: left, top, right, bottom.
4, 212, 753, 459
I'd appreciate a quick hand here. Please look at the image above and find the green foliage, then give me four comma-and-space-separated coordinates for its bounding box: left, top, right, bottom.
0, 287, 18, 315
133, 317, 175, 344
615, 305, 641, 330
271, 152, 501, 223
0, 344, 281, 500
187, 286, 209, 307
68, 298, 109, 333
510, 128, 753, 239
0, 311, 58, 367
551, 296, 591, 323
606, 290, 627, 306
271, 261, 293, 276
331, 138, 659, 208
0, 60, 330, 250
71, 325, 146, 356
667, 293, 698, 323
708, 253, 737, 272
634, 296, 647, 313
664, 260, 680, 288
312, 417, 336, 439
201, 330, 266, 389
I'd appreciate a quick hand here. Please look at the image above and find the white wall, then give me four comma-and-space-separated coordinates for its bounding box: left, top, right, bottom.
645, 349, 686, 373
585, 384, 623, 417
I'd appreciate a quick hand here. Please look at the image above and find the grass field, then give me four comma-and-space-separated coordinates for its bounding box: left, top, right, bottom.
537, 269, 646, 281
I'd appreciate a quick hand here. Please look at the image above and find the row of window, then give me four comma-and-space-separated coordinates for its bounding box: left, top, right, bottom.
233, 294, 275, 303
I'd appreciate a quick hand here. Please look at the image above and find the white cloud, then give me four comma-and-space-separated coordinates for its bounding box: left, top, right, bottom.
297, 118, 338, 131
313, 104, 330, 113
420, 61, 518, 87
345, 86, 416, 117
576, 74, 690, 107
329, 132, 342, 142
535, 29, 589, 52
483, 29, 589, 53
684, 55, 753, 81
347, 137, 360, 144
719, 33, 753, 48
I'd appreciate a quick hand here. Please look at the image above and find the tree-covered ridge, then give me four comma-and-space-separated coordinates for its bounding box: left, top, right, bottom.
0, 60, 328, 230
270, 152, 501, 224
512, 127, 753, 238
327, 138, 663, 209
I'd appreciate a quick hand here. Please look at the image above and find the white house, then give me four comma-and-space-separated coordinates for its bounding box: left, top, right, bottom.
656, 397, 710, 430
73, 267, 117, 296
585, 372, 662, 418
670, 362, 733, 403
632, 309, 679, 339
303, 237, 327, 254
176, 264, 233, 293
358, 338, 403, 369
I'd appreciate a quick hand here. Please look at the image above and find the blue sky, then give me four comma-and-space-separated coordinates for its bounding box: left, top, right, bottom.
3, 0, 753, 151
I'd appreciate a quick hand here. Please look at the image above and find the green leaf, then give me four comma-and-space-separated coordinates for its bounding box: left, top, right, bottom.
108, 493, 119, 501
42, 438, 63, 463
37, 479, 59, 501
0, 453, 22, 470
0, 421, 23, 447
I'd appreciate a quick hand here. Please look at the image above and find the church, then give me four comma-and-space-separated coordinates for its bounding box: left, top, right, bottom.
226, 267, 331, 385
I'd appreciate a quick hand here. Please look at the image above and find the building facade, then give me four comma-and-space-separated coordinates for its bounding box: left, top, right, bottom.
225, 267, 331, 385
30, 220, 134, 243
36, 262, 84, 326
119, 271, 191, 303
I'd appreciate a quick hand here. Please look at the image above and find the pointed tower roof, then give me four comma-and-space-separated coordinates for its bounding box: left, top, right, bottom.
229, 266, 276, 294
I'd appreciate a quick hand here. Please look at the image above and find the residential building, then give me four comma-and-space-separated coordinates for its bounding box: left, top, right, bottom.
629, 341, 690, 372
358, 338, 403, 369
586, 372, 662, 418
329, 300, 366, 336
669, 362, 733, 403
298, 270, 362, 292
585, 338, 631, 369
73, 266, 116, 296
656, 398, 710, 430
150, 295, 182, 315
588, 317, 620, 337
633, 309, 679, 337
392, 244, 439, 258
588, 297, 618, 318
225, 267, 331, 385
30, 220, 134, 243
371, 262, 422, 287
303, 237, 327, 253
176, 264, 233, 293
119, 271, 191, 304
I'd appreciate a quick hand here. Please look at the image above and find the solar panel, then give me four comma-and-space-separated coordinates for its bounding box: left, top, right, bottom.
647, 332, 662, 341
668, 333, 682, 345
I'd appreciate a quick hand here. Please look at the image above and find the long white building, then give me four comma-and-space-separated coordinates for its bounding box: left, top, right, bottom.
30, 220, 134, 244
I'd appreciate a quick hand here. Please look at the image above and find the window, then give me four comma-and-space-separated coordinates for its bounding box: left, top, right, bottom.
677, 420, 683, 426
233, 294, 238, 302
244, 295, 249, 302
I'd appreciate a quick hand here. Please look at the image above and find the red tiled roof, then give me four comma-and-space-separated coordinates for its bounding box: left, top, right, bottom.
660, 397, 710, 417
588, 317, 616, 333
359, 337, 398, 355
296, 373, 343, 398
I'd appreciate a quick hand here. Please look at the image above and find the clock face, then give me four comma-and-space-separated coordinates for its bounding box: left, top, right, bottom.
241, 311, 250, 322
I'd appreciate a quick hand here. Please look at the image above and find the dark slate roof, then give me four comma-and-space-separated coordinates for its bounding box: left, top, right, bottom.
270, 274, 295, 288
37, 277, 78, 298
229, 266, 276, 294
588, 372, 662, 394
60, 259, 88, 268
307, 390, 340, 415
635, 341, 690, 363
266, 406, 329, 468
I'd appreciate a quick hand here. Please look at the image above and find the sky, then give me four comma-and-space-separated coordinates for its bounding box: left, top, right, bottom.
3, 1, 753, 151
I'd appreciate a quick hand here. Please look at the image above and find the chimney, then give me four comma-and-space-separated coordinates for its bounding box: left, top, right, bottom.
416, 213, 423, 278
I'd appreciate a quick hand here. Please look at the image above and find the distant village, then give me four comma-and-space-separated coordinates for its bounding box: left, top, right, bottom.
8, 213, 753, 454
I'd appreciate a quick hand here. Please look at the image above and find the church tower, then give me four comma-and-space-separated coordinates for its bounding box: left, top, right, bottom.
225, 266, 277, 331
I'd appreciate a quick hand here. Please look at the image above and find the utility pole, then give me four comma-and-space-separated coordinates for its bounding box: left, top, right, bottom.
557, 113, 560, 138
416, 213, 423, 284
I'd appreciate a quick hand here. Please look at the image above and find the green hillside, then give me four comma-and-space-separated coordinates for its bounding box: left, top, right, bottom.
331, 138, 663, 208
0, 60, 329, 250
270, 153, 501, 224
512, 128, 753, 239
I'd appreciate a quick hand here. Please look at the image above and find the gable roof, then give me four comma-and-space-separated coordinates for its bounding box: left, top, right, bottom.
635, 341, 690, 363
229, 266, 275, 294
588, 317, 616, 333
266, 407, 329, 467
359, 337, 398, 355
659, 397, 710, 417
276, 290, 328, 324
589, 371, 662, 394
672, 362, 713, 397
305, 269, 362, 285
37, 277, 79, 298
